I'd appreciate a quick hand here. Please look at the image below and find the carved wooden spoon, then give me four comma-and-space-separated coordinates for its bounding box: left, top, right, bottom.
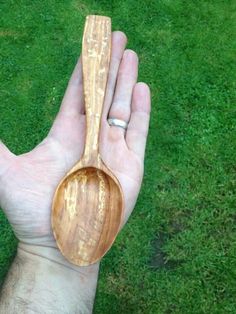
51, 15, 124, 266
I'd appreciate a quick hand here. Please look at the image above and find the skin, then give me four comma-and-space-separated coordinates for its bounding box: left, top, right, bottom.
0, 31, 151, 313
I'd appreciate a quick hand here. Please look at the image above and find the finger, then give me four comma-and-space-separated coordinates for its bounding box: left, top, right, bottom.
102, 31, 127, 120
126, 83, 151, 161
48, 57, 85, 142
108, 49, 139, 137
0, 140, 14, 176
58, 57, 84, 116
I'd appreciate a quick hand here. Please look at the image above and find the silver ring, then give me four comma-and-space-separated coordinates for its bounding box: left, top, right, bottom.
108, 118, 128, 130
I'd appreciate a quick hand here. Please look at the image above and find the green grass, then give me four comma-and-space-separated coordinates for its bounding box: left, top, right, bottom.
1, 0, 236, 313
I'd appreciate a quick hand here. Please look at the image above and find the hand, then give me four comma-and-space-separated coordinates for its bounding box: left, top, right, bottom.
0, 31, 151, 255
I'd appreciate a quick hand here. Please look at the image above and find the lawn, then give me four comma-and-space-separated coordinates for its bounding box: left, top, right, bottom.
1, 0, 236, 313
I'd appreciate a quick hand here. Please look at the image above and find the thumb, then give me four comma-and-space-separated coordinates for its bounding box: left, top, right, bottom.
0, 140, 15, 177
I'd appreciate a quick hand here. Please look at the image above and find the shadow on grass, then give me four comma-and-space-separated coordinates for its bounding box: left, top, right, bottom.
148, 226, 185, 271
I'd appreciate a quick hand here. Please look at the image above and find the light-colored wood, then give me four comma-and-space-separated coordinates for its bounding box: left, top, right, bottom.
51, 15, 124, 266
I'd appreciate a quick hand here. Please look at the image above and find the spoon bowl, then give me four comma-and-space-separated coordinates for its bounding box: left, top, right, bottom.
52, 165, 123, 265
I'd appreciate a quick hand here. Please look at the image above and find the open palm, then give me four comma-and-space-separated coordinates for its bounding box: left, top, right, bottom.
0, 32, 150, 252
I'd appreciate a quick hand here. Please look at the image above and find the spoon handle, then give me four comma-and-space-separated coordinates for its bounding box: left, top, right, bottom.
82, 15, 111, 161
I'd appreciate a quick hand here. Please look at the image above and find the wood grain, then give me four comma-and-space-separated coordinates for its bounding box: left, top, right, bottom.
51, 15, 124, 266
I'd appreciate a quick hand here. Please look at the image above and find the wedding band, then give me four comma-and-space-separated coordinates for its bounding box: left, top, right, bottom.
108, 118, 128, 130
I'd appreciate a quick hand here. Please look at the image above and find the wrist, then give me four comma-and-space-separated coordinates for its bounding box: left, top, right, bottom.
0, 242, 100, 313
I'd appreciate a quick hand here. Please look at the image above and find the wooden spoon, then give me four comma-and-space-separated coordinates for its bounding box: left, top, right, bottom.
51, 15, 124, 266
